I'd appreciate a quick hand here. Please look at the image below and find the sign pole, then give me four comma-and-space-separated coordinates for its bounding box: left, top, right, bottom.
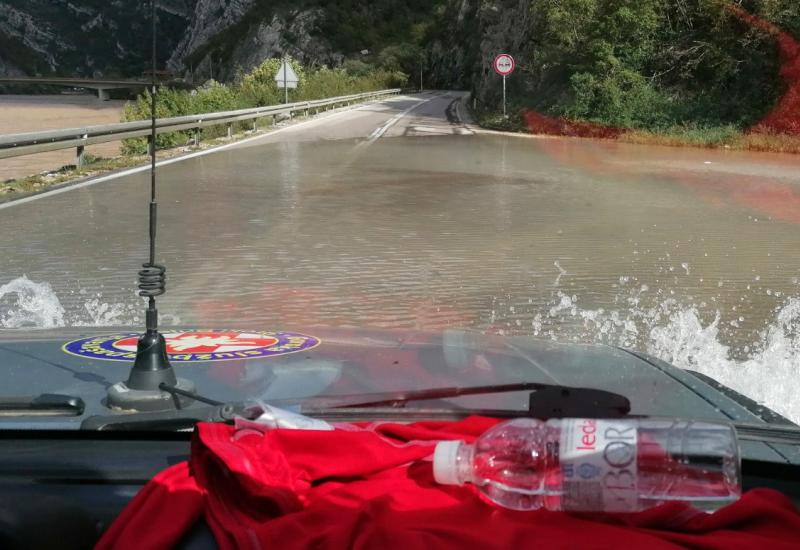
283, 54, 288, 104
494, 54, 515, 119
503, 74, 507, 118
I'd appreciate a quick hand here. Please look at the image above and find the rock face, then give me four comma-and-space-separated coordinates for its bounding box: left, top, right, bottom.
222, 9, 344, 77
0, 0, 506, 94
426, 0, 534, 103
0, 0, 197, 77
167, 0, 256, 72
0, 1, 69, 73
173, 3, 340, 82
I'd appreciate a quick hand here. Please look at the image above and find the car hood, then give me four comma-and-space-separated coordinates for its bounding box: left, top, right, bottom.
1, 325, 797, 463
0, 325, 784, 422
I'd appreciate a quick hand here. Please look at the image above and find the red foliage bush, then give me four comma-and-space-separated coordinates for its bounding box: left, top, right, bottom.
729, 6, 800, 135
521, 110, 623, 139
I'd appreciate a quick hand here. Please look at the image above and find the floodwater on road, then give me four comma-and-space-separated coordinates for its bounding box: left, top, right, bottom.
1, 130, 800, 420
0, 94, 124, 181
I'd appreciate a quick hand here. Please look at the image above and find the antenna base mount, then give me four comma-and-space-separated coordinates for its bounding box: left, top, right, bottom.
105, 329, 195, 411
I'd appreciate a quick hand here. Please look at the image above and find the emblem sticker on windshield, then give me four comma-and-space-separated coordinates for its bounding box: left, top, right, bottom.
62, 330, 320, 362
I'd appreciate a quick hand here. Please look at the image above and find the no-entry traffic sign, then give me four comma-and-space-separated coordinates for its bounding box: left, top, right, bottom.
494, 54, 515, 117
493, 54, 515, 76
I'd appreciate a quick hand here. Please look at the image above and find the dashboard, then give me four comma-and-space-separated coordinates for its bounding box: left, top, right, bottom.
1, 428, 800, 549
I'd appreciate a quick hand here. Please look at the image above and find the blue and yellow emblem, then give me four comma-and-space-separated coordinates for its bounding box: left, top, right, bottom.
62, 329, 320, 362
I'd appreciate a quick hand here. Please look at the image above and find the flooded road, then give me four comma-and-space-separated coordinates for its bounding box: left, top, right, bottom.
0, 92, 799, 420
0, 94, 124, 181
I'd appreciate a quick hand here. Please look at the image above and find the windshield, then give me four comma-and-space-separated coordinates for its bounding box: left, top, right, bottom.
0, 1, 799, 429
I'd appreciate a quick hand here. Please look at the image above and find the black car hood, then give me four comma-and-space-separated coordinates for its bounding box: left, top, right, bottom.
1, 325, 797, 463
0, 325, 784, 422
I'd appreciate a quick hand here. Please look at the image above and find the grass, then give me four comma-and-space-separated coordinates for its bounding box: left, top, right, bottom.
473, 108, 527, 133
622, 126, 800, 153
729, 132, 800, 154
622, 125, 741, 148
1, 154, 146, 196
473, 105, 800, 154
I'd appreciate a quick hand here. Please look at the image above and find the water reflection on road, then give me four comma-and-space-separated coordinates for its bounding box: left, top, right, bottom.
1, 133, 800, 419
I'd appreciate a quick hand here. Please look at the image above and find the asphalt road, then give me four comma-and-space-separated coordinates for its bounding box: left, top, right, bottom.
238, 91, 474, 144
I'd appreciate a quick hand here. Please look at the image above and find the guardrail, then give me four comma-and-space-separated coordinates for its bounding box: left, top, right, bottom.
0, 89, 401, 166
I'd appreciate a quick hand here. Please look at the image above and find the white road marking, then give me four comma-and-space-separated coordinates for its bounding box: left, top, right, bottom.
0, 96, 410, 210
363, 96, 434, 145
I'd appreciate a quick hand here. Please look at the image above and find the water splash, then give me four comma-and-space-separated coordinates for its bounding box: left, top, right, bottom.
76, 297, 140, 327
1, 276, 799, 424
553, 261, 568, 286
648, 299, 800, 425
0, 277, 142, 328
0, 276, 65, 328
494, 287, 800, 424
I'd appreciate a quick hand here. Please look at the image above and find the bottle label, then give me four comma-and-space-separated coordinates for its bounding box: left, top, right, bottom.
559, 419, 638, 512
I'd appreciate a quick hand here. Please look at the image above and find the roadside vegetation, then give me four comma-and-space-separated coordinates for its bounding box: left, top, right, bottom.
1, 146, 211, 196
0, 154, 144, 196
121, 57, 404, 154
0, 122, 282, 197
1, 58, 402, 196
472, 0, 800, 153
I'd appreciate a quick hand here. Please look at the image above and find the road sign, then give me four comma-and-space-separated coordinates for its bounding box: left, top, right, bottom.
493, 54, 515, 76
493, 54, 515, 117
274, 62, 299, 88
275, 59, 298, 104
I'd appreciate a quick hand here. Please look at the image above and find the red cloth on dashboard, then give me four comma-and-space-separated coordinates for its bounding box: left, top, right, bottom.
96, 418, 800, 550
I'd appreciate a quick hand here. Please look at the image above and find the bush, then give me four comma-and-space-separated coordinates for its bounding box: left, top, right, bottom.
564, 68, 673, 129
483, 0, 785, 133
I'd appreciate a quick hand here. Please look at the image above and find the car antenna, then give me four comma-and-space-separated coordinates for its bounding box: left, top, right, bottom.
106, 0, 195, 411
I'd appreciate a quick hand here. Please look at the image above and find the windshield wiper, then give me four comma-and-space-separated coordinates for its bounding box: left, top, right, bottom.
272, 382, 631, 418
0, 394, 85, 417
77, 381, 800, 449
79, 382, 800, 447
80, 382, 631, 430
79, 403, 800, 448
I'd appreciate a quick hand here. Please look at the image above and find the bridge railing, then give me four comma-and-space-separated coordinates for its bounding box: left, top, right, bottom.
0, 89, 401, 165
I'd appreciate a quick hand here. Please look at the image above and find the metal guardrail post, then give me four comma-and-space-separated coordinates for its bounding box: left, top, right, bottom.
76, 145, 85, 168
193, 128, 199, 147
227, 123, 232, 139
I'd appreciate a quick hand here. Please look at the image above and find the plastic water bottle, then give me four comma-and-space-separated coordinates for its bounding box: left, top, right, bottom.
433, 418, 740, 512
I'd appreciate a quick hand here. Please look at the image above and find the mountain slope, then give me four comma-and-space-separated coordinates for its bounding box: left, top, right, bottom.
169, 0, 445, 82
0, 0, 196, 77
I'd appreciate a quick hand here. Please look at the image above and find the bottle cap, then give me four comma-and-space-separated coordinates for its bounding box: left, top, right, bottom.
433, 440, 464, 485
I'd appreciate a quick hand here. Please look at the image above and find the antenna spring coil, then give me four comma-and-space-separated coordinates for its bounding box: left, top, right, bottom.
138, 263, 166, 297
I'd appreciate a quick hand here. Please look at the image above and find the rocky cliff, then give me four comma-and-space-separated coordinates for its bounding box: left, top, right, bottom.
166, 0, 255, 74
170, 2, 342, 82
0, 0, 197, 77
425, 0, 533, 102
169, 0, 525, 94
169, 0, 445, 83
0, 0, 487, 90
